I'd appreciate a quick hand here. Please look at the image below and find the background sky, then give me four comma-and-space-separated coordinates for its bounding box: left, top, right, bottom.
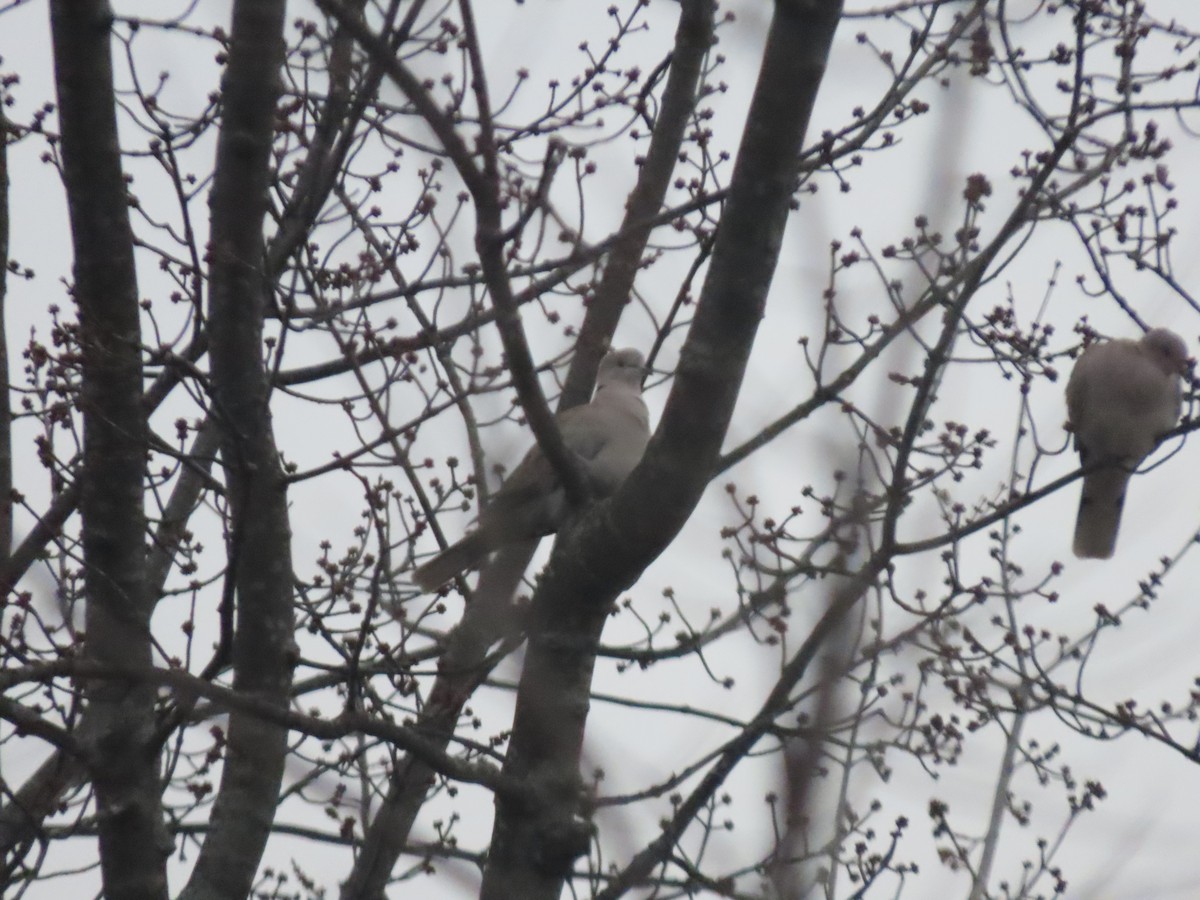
4, 1, 1200, 897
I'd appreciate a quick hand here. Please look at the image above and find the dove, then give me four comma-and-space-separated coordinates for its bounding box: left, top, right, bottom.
414, 348, 651, 590
1066, 327, 1188, 559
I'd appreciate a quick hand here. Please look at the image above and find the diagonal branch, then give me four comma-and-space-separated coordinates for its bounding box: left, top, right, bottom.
338, 3, 717, 895
317, 0, 588, 505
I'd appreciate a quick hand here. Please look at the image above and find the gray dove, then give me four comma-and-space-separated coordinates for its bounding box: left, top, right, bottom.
414, 348, 651, 590
1066, 327, 1188, 559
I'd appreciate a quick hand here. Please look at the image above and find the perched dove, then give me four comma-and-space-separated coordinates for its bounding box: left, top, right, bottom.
1066, 327, 1188, 559
413, 348, 651, 590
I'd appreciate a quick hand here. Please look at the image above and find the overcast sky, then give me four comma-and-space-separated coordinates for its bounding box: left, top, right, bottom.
5, 1, 1200, 897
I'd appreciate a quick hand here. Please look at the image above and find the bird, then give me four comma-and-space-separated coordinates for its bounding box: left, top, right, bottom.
413, 347, 651, 590
1065, 327, 1188, 559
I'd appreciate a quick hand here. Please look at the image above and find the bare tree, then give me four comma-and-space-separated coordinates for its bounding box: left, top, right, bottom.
1, 0, 1200, 897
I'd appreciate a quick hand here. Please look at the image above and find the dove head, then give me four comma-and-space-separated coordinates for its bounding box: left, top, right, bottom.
596, 347, 647, 392
1141, 328, 1190, 376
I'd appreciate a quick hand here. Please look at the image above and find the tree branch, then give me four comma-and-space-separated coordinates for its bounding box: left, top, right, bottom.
178, 2, 294, 897
49, 1, 167, 896
480, 1, 845, 896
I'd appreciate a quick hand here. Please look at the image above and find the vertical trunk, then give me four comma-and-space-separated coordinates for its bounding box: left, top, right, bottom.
480, 1, 845, 896
178, 2, 294, 898
0, 107, 11, 563
49, 2, 166, 897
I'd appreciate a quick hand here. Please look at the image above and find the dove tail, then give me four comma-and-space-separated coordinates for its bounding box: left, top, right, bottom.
414, 532, 490, 591
1073, 467, 1130, 559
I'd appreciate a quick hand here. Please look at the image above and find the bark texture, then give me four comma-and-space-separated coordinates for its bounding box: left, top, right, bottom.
49, 1, 167, 897
480, 1, 846, 896
178, 1, 295, 897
